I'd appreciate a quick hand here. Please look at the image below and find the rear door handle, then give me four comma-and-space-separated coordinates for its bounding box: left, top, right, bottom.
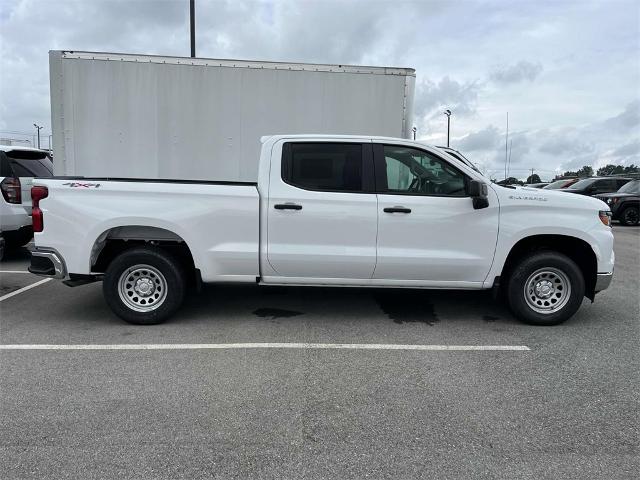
384, 206, 411, 214
274, 203, 302, 210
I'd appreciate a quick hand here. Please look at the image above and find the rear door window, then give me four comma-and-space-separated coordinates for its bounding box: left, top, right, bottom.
594, 179, 616, 193
282, 143, 364, 192
5, 151, 53, 177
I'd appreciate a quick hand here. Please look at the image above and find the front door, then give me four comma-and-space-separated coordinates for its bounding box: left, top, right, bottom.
266, 141, 378, 279
373, 143, 499, 284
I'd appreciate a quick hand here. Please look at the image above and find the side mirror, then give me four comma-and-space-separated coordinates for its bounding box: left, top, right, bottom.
469, 180, 489, 209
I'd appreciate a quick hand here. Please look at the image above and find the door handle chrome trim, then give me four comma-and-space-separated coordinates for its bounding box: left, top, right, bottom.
274, 203, 302, 210
383, 206, 411, 213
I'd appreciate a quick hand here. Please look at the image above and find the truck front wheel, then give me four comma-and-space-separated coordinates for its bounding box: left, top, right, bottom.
506, 251, 585, 326
103, 247, 186, 325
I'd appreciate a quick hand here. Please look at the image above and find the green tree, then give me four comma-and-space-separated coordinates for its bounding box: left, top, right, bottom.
597, 164, 625, 176
526, 174, 541, 183
576, 165, 593, 177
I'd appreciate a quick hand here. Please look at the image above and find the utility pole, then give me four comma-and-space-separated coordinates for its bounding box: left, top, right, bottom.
33, 123, 43, 149
444, 109, 451, 147
504, 112, 509, 180
190, 0, 196, 58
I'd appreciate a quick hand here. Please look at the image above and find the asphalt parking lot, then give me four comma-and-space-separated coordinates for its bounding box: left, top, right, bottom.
1, 227, 638, 479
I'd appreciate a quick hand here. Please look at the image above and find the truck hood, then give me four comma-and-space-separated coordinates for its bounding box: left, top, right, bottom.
491, 184, 609, 211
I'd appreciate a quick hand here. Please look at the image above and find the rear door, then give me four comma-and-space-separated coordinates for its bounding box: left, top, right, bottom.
265, 140, 378, 279
373, 143, 499, 284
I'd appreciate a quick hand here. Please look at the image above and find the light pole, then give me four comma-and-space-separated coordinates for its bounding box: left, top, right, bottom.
190, 0, 196, 58
443, 109, 451, 147
33, 123, 43, 149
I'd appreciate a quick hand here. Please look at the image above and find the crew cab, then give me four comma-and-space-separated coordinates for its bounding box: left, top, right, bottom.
29, 135, 615, 326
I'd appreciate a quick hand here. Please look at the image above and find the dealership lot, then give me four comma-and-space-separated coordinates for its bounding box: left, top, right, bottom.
1, 227, 638, 479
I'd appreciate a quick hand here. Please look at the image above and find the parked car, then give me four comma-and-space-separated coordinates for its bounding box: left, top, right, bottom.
0, 228, 4, 261
1, 145, 54, 248
30, 135, 614, 327
562, 177, 631, 196
525, 182, 550, 189
543, 178, 580, 189
596, 179, 640, 226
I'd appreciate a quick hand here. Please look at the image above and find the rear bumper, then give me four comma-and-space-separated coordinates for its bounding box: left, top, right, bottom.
29, 248, 67, 279
595, 271, 613, 292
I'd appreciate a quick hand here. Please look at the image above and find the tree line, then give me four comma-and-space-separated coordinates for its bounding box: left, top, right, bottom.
557, 164, 639, 179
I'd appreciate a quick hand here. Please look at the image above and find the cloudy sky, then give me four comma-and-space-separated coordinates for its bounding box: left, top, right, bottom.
1, 0, 638, 180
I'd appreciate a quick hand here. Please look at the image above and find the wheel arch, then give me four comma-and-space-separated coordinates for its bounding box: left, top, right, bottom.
90, 225, 197, 281
500, 234, 598, 300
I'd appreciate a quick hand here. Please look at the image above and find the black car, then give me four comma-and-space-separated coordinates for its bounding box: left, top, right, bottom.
563, 176, 632, 196
596, 179, 640, 226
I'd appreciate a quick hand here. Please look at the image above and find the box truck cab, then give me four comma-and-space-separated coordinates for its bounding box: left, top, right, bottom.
30, 135, 614, 327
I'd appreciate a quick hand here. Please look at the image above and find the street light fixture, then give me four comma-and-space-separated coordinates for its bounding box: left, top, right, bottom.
33, 123, 43, 149
443, 109, 452, 147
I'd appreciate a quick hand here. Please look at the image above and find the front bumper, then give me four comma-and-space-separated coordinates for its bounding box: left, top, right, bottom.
29, 249, 67, 279
595, 271, 613, 292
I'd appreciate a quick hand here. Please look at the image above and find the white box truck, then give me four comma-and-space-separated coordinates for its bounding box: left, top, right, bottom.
49, 51, 415, 182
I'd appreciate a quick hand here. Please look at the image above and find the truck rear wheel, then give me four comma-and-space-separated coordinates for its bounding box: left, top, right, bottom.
103, 247, 186, 325
506, 251, 585, 326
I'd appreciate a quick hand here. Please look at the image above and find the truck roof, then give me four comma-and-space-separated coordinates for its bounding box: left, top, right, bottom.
261, 134, 430, 143
53, 51, 416, 77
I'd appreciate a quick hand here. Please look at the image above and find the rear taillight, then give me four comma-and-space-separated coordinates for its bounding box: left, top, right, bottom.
1, 177, 21, 204
31, 186, 48, 233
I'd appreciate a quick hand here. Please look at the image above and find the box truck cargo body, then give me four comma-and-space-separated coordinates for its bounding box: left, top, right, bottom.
49, 51, 415, 182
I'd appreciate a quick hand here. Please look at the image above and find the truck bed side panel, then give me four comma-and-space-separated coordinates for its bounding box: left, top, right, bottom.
34, 179, 259, 282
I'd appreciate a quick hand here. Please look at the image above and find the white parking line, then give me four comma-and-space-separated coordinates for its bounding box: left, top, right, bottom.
0, 278, 52, 302
0, 343, 530, 351
0, 270, 32, 274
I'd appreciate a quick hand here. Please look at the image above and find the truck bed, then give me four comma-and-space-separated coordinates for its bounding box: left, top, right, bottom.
33, 178, 260, 283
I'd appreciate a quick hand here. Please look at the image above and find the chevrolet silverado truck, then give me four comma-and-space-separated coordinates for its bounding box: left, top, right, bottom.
29, 135, 614, 326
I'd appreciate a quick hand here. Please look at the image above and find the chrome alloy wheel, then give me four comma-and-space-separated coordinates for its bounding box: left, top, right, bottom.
118, 264, 168, 312
524, 267, 571, 314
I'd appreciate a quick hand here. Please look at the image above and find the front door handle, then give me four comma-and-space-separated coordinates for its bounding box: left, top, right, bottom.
274, 203, 302, 210
384, 206, 411, 214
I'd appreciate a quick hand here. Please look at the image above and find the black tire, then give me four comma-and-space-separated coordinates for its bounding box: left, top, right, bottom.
103, 247, 186, 325
619, 205, 639, 226
3, 229, 33, 248
506, 251, 585, 326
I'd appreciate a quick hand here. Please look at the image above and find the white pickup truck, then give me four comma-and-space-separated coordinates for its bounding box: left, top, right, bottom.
29, 135, 614, 326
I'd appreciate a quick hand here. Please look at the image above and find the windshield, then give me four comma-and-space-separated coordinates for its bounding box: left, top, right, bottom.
439, 148, 484, 176
566, 178, 595, 190
5, 150, 53, 177
544, 179, 572, 189
617, 179, 639, 194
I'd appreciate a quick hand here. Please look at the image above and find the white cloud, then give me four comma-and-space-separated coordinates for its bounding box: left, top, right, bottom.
490, 61, 543, 84
0, 0, 638, 177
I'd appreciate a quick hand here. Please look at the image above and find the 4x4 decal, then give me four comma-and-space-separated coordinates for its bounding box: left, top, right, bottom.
62, 182, 101, 188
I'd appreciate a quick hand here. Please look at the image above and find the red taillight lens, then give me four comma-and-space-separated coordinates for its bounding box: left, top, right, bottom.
31, 186, 48, 233
1, 176, 21, 204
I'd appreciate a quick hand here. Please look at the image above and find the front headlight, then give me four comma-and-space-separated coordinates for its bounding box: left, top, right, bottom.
599, 210, 612, 227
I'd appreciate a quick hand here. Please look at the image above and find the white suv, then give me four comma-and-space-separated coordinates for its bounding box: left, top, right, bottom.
0, 145, 53, 249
